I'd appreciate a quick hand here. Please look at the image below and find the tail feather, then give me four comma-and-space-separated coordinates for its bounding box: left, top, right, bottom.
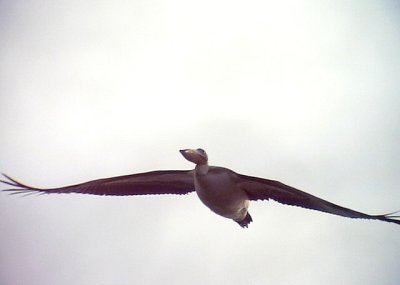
237, 212, 253, 228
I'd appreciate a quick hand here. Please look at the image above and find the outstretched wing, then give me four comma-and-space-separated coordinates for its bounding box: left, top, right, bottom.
238, 174, 400, 225
1, 170, 195, 196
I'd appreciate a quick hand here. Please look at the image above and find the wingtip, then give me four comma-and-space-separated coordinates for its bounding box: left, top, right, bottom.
1, 173, 19, 185
0, 173, 42, 194
2, 173, 13, 180
0, 173, 19, 188
383, 211, 400, 225
370, 210, 400, 225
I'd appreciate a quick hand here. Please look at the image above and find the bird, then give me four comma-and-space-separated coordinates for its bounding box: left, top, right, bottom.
1, 148, 399, 228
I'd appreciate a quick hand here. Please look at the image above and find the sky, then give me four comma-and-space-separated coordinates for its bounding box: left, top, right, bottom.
0, 0, 400, 284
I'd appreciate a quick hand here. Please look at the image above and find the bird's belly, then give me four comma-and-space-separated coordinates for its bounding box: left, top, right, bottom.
194, 177, 249, 221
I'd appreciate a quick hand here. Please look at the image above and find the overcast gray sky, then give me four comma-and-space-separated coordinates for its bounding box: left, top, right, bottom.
1, 1, 400, 284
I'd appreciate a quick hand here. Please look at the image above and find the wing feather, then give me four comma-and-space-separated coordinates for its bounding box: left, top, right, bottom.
238, 174, 400, 225
1, 170, 195, 196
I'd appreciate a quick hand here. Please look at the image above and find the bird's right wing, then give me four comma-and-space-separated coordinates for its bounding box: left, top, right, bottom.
237, 173, 400, 225
1, 170, 195, 196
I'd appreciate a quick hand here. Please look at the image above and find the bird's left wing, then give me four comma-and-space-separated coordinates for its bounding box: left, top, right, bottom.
1, 170, 195, 196
238, 174, 400, 225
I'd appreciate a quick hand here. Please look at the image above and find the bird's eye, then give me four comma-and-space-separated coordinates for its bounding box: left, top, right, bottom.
197, 148, 205, 154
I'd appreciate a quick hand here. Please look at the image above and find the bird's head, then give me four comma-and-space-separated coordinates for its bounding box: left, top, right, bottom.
179, 148, 208, 165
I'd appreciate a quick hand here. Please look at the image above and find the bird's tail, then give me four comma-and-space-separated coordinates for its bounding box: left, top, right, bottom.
237, 212, 253, 228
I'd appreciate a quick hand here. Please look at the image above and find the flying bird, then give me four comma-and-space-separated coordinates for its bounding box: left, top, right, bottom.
1, 148, 399, 228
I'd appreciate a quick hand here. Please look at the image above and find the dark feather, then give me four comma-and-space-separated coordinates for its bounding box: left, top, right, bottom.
238, 174, 400, 225
1, 170, 195, 196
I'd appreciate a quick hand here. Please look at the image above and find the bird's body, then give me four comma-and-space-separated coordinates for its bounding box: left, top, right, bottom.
194, 165, 250, 225
1, 148, 399, 228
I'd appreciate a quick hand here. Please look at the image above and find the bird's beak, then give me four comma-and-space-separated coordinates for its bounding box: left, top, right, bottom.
180, 149, 195, 155
179, 149, 207, 165
179, 149, 196, 161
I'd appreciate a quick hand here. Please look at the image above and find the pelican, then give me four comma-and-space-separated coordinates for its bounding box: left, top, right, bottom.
1, 148, 399, 228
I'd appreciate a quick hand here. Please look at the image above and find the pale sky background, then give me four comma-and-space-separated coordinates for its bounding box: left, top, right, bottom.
1, 1, 400, 284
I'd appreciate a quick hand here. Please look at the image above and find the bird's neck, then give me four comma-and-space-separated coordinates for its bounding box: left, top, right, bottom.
195, 163, 209, 175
